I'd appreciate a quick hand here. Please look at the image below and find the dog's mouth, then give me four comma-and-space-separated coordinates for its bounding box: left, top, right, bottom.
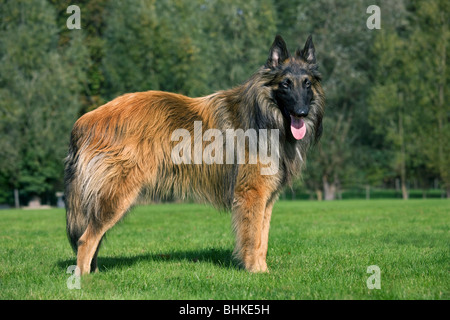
289, 114, 307, 140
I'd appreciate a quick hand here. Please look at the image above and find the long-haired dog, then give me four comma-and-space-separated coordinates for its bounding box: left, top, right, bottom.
65, 35, 324, 274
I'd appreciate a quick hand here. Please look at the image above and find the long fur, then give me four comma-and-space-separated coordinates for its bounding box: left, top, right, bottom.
65, 35, 325, 274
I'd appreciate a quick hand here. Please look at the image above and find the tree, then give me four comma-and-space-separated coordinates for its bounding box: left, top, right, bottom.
408, 0, 449, 197
198, 0, 277, 91
101, 0, 277, 100
49, 0, 110, 114
368, 32, 414, 200
0, 0, 88, 205
369, 0, 449, 198
102, 0, 209, 100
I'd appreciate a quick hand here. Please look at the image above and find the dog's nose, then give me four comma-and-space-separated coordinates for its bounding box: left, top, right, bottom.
294, 108, 309, 118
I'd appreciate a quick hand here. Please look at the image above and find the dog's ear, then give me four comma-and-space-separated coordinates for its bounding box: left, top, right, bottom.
266, 35, 290, 69
296, 35, 316, 64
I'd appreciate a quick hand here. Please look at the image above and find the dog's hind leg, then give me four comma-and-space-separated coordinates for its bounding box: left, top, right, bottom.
89, 236, 103, 273
76, 171, 142, 275
77, 224, 104, 275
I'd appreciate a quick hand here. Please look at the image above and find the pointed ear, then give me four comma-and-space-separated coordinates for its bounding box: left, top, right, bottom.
296, 35, 316, 64
266, 35, 290, 69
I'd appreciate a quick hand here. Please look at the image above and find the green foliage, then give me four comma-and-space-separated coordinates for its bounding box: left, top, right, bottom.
369, 0, 449, 196
408, 0, 450, 195
197, 0, 277, 90
0, 0, 448, 203
0, 0, 89, 202
101, 0, 276, 99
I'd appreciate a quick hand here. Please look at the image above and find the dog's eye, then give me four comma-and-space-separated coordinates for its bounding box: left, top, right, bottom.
280, 79, 291, 89
304, 79, 311, 88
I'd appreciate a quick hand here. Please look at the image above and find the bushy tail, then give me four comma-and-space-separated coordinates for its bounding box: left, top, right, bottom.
64, 145, 88, 253
65, 198, 87, 253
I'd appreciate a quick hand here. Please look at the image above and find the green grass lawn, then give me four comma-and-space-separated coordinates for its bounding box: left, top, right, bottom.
0, 199, 448, 300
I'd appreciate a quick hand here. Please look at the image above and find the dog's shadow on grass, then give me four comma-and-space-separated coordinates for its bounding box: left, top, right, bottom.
58, 248, 240, 273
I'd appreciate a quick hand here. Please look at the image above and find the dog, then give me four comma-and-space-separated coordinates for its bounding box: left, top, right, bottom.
65, 35, 324, 274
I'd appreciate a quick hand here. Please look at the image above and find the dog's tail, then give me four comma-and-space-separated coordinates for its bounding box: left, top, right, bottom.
64, 142, 88, 253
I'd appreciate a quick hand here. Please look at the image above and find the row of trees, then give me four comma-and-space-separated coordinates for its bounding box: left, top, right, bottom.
0, 0, 448, 206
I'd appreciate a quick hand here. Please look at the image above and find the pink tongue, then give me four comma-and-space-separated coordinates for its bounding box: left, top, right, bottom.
290, 115, 306, 140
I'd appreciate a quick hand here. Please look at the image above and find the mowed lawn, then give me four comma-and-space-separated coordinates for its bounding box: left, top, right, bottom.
0, 199, 448, 300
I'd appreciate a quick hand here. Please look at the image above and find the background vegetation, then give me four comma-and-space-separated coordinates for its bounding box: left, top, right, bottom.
0, 0, 448, 206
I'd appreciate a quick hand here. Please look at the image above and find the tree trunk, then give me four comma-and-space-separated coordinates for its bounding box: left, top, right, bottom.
323, 176, 337, 201
401, 180, 408, 200
398, 93, 408, 200
14, 188, 20, 208
316, 189, 323, 201
438, 14, 448, 198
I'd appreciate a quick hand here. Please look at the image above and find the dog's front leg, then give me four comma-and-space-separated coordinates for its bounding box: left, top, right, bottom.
232, 188, 270, 273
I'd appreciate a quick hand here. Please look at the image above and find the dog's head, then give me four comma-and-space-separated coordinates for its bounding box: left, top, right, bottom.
265, 35, 324, 143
